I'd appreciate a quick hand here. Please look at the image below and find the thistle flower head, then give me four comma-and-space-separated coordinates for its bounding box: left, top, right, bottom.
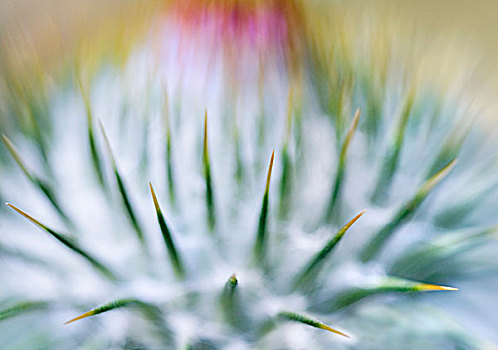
0, 1, 497, 349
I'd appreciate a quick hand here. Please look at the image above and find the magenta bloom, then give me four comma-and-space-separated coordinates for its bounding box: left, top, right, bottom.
154, 0, 302, 89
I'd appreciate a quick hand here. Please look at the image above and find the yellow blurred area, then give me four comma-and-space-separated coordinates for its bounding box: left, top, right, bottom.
0, 0, 495, 71
0, 0, 157, 89
0, 0, 154, 64
1, 0, 497, 121
394, 0, 498, 122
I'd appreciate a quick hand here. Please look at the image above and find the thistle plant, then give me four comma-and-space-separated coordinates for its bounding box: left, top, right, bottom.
0, 1, 497, 349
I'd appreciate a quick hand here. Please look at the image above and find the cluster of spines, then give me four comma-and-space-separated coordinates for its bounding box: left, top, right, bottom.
3, 48, 483, 347
0, 108, 352, 339
0, 2, 495, 346
0, 99, 461, 343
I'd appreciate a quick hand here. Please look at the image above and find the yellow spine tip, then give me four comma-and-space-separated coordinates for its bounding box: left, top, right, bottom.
7, 203, 24, 215
64, 310, 96, 325
343, 210, 366, 230
6, 203, 19, 214
418, 283, 459, 291
149, 183, 160, 210
265, 150, 275, 193
319, 323, 350, 338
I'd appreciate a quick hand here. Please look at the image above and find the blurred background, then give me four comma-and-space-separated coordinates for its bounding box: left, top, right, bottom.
2, 0, 498, 122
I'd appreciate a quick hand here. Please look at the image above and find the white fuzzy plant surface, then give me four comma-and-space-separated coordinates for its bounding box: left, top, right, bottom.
1, 3, 498, 350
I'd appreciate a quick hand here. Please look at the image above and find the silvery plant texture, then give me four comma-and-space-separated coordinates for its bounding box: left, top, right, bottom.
0, 1, 497, 349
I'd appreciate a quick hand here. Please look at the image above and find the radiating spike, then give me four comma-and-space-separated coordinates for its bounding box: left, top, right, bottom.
6, 202, 50, 230
294, 211, 365, 289
337, 101, 359, 158
78, 76, 106, 189
99, 121, 145, 246
254, 151, 275, 265
203, 110, 216, 231
64, 310, 96, 325
372, 88, 415, 202
363, 76, 383, 146
6, 203, 117, 280
360, 159, 457, 262
278, 146, 292, 219
277, 311, 349, 338
25, 100, 51, 172
65, 299, 138, 324
418, 159, 458, 199
324, 109, 360, 222
2, 135, 32, 180
149, 183, 184, 278
65, 298, 171, 343
99, 120, 117, 166
313, 277, 458, 312
278, 89, 295, 219
2, 135, 73, 227
0, 301, 48, 322
265, 150, 275, 194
